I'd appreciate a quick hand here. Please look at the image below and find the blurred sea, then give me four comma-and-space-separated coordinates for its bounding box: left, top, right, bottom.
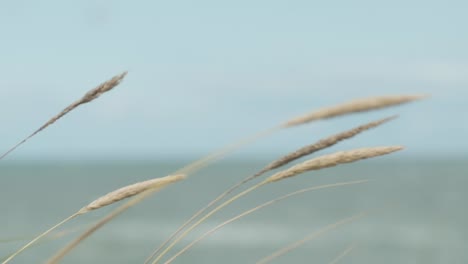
1, 159, 467, 264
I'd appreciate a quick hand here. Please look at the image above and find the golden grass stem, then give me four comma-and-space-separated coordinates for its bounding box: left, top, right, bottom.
281, 94, 426, 127
46, 174, 184, 263
116, 95, 419, 230
46, 184, 174, 264
176, 94, 422, 173
151, 146, 400, 263
255, 212, 367, 264
152, 181, 267, 264
329, 242, 357, 264
163, 180, 369, 264
175, 128, 278, 175
144, 116, 394, 263
5, 174, 183, 264
79, 174, 186, 213
1, 212, 80, 264
265, 146, 403, 183
0, 72, 127, 160
70, 94, 418, 263
257, 116, 397, 176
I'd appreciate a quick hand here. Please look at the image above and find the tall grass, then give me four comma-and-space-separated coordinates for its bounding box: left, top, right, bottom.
2, 72, 426, 264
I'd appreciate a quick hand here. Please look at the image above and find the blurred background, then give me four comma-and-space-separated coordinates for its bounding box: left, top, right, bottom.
0, 1, 466, 263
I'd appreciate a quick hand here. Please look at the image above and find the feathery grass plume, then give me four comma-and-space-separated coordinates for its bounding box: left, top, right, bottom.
144, 116, 395, 263
282, 94, 426, 127
162, 180, 369, 264
265, 146, 403, 183
175, 95, 424, 176
0, 72, 127, 160
151, 146, 402, 264
47, 188, 156, 264
329, 243, 357, 264
100, 95, 423, 260
79, 174, 186, 213
257, 115, 397, 176
256, 212, 367, 264
2, 174, 184, 264
177, 94, 424, 174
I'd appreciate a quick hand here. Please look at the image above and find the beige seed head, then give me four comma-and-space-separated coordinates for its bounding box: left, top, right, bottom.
0, 71, 128, 160
78, 174, 186, 214
259, 116, 397, 175
282, 94, 427, 127
35, 71, 128, 133
81, 72, 127, 103
266, 146, 403, 183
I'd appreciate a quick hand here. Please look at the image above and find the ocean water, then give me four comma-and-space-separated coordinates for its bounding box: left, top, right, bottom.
1, 159, 467, 263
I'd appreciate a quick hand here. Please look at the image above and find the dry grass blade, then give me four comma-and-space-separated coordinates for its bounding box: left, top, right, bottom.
152, 146, 400, 263
144, 116, 394, 263
282, 94, 427, 127
3, 174, 184, 264
46, 175, 184, 264
163, 180, 369, 264
256, 212, 367, 264
79, 174, 186, 213
329, 243, 357, 264
151, 182, 266, 264
46, 190, 154, 264
101, 96, 416, 263
1, 213, 80, 264
175, 128, 278, 175
0, 228, 79, 263
114, 96, 418, 262
266, 146, 403, 183
0, 72, 127, 160
258, 115, 397, 175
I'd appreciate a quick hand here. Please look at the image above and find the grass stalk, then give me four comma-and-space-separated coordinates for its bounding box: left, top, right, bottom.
151, 181, 267, 264
281, 94, 426, 127
49, 94, 419, 263
163, 180, 368, 264
264, 146, 402, 183
46, 188, 158, 264
328, 242, 356, 264
1, 212, 80, 264
153, 146, 401, 263
144, 115, 395, 263
0, 72, 127, 160
256, 212, 367, 264
5, 174, 184, 264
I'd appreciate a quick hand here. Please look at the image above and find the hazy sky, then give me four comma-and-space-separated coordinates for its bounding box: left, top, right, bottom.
0, 1, 467, 160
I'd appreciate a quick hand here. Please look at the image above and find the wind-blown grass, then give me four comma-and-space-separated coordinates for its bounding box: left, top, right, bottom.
328, 243, 357, 264
256, 212, 367, 264
3, 174, 185, 264
0, 72, 127, 161
2, 71, 427, 263
163, 180, 369, 264
151, 146, 402, 264
144, 115, 396, 262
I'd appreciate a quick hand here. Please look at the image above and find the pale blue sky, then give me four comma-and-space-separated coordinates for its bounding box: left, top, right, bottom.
0, 1, 467, 160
